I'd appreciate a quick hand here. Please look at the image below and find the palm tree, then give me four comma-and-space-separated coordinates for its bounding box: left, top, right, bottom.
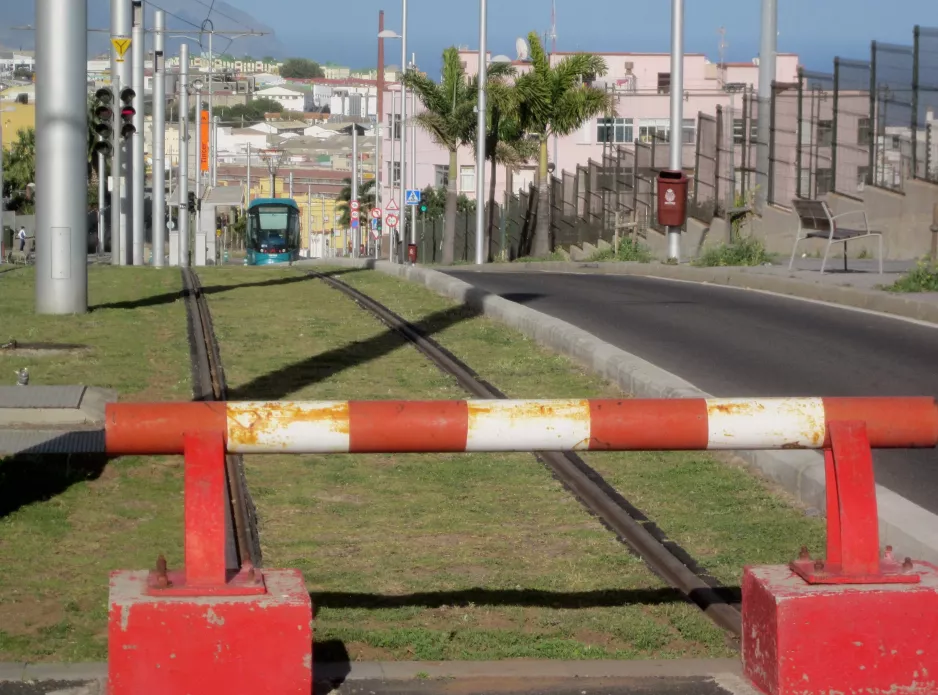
3, 127, 36, 212
403, 46, 514, 265
335, 177, 376, 227
515, 32, 614, 256
477, 78, 537, 260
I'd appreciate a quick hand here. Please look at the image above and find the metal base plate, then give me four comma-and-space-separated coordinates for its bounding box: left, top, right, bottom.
790, 558, 921, 585
144, 566, 268, 596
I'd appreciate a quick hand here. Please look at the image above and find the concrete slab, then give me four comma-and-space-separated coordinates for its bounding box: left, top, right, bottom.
0, 387, 87, 409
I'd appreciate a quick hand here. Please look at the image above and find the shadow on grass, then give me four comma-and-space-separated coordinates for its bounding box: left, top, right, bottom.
309, 585, 740, 619
226, 295, 482, 401
0, 453, 108, 520
90, 266, 363, 312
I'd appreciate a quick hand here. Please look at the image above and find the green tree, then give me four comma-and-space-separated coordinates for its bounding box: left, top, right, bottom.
280, 58, 325, 79
335, 177, 376, 228
403, 46, 513, 265
475, 79, 537, 260
417, 185, 475, 221
215, 98, 283, 127
515, 31, 613, 256
2, 127, 36, 213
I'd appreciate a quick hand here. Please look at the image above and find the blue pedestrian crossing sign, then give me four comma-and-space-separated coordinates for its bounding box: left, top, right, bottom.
405, 189, 421, 206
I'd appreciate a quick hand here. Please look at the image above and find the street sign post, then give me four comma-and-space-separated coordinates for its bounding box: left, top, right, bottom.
405, 189, 421, 206
386, 199, 399, 212
371, 208, 382, 219
351, 200, 359, 228
386, 214, 399, 228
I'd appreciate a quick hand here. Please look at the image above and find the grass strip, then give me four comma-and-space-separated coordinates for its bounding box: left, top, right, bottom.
0, 267, 191, 661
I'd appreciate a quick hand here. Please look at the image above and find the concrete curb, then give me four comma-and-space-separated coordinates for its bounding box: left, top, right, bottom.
0, 659, 742, 683
305, 258, 938, 565
438, 260, 938, 326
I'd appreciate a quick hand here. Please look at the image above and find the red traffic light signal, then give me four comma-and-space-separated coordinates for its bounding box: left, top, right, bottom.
119, 87, 136, 138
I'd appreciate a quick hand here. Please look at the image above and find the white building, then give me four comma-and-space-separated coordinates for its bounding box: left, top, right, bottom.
255, 85, 309, 112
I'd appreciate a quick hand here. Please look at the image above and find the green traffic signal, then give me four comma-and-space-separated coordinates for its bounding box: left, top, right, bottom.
420, 204, 427, 212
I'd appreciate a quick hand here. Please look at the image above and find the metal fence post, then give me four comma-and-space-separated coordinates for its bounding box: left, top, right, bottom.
693, 113, 702, 206
912, 27, 921, 180
768, 82, 777, 204
741, 90, 750, 198
796, 68, 804, 199
715, 105, 723, 213
869, 41, 877, 186
832, 59, 840, 193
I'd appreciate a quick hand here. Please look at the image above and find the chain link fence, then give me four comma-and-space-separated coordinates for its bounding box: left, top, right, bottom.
871, 41, 915, 190
768, 81, 799, 207
798, 70, 836, 199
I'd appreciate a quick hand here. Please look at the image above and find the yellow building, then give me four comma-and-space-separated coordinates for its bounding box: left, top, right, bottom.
0, 99, 35, 150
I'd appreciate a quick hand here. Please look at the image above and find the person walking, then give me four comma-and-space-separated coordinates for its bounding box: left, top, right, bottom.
17, 226, 26, 252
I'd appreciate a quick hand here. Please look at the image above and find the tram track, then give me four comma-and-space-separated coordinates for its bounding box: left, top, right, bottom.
181, 268, 262, 571
307, 268, 743, 642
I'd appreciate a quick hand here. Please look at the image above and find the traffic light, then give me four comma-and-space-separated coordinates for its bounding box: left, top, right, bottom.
119, 87, 136, 138
91, 87, 114, 157
420, 202, 427, 213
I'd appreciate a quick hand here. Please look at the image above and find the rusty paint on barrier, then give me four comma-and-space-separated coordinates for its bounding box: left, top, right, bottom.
102, 397, 938, 455
705, 398, 827, 450
466, 399, 592, 451
227, 401, 350, 453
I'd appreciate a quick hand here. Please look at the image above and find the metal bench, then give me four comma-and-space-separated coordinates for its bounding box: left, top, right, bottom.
788, 199, 883, 274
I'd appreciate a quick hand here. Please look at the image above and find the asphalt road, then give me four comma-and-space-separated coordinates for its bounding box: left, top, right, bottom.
445, 269, 938, 512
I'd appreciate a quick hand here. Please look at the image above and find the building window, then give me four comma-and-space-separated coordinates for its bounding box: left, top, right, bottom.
387, 160, 400, 187
459, 165, 475, 193
817, 120, 833, 147
815, 168, 833, 196
386, 113, 401, 140
638, 119, 671, 143
857, 118, 871, 146
596, 117, 634, 143
733, 119, 758, 145
657, 73, 670, 95
682, 118, 696, 145
434, 165, 449, 188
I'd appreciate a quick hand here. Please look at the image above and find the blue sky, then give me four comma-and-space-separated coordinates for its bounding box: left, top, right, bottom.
225, 0, 933, 76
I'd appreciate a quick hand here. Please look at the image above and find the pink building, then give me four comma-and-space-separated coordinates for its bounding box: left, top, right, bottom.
379, 49, 800, 208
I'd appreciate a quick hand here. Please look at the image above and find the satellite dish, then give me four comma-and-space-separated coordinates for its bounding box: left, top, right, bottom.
515, 37, 529, 62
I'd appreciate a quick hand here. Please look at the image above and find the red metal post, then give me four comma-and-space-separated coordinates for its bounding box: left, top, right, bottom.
183, 431, 227, 587
789, 420, 918, 585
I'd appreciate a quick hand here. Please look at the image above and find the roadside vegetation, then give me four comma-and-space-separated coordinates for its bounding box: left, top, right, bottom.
588, 238, 654, 263
884, 259, 938, 293
693, 234, 772, 267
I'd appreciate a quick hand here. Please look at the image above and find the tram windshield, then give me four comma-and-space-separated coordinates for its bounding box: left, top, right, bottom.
247, 205, 300, 252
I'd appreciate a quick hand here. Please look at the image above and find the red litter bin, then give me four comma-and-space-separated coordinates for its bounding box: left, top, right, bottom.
407, 244, 418, 265
656, 170, 689, 227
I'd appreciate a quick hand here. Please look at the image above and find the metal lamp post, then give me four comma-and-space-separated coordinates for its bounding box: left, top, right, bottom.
667, 0, 684, 263
189, 77, 204, 263
378, 27, 405, 262
474, 49, 512, 266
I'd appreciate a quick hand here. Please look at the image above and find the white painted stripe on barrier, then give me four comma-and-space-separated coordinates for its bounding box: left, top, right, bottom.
705, 398, 826, 449
465, 399, 592, 451
226, 401, 351, 453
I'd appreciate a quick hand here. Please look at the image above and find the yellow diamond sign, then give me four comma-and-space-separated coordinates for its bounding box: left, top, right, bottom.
111, 37, 131, 62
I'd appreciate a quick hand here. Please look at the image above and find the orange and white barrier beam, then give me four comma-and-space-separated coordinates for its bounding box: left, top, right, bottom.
104, 397, 938, 456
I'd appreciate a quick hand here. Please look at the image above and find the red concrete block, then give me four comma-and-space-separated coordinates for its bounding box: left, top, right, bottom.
108, 568, 312, 695
743, 563, 938, 695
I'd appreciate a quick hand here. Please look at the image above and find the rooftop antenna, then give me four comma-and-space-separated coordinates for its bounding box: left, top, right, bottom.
547, 0, 558, 54
717, 26, 728, 88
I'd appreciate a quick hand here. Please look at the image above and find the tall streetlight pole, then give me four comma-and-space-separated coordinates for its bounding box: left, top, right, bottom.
378, 25, 406, 262
178, 44, 190, 267
110, 0, 132, 265
34, 0, 88, 314
152, 10, 166, 267
192, 78, 204, 252
202, 19, 216, 189
667, 0, 684, 263
131, 0, 145, 265
474, 0, 488, 265
755, 0, 777, 213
